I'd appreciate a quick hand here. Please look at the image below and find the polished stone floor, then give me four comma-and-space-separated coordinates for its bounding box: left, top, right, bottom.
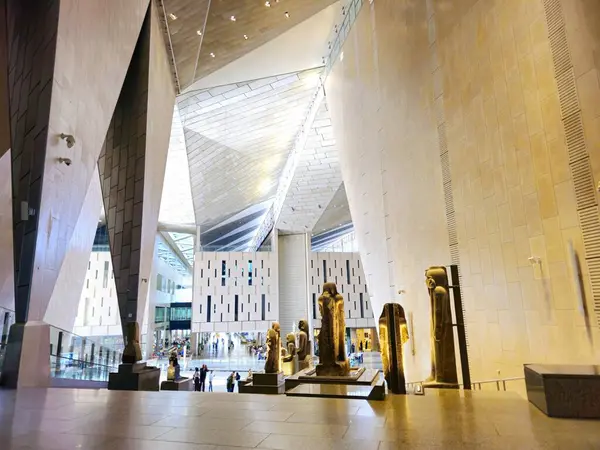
0, 388, 598, 449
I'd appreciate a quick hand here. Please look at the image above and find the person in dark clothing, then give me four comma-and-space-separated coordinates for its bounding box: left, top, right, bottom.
235, 371, 241, 392
199, 364, 208, 391
193, 367, 201, 392
226, 372, 235, 392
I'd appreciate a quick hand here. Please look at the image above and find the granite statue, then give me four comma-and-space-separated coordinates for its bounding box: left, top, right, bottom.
282, 333, 297, 363
379, 303, 410, 394
316, 283, 350, 376
265, 321, 282, 373
297, 319, 310, 360
122, 322, 142, 364
167, 350, 181, 381
425, 266, 458, 388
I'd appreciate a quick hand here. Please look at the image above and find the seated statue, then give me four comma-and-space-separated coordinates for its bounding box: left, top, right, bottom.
297, 319, 312, 370
167, 350, 181, 381
282, 333, 296, 363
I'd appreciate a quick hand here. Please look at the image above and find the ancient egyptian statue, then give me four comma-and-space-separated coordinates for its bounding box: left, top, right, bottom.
167, 350, 180, 381
424, 266, 458, 388
379, 303, 410, 394
282, 333, 297, 363
264, 321, 282, 373
316, 282, 350, 376
122, 322, 142, 364
297, 319, 310, 360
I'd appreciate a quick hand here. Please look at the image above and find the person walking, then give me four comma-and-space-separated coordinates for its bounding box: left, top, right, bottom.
226, 372, 235, 392
208, 370, 214, 392
193, 367, 201, 392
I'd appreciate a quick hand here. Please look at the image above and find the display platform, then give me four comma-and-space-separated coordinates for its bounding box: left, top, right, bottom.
524, 364, 600, 419
285, 367, 385, 400
161, 377, 193, 391
286, 383, 384, 400
108, 362, 160, 391
239, 372, 285, 395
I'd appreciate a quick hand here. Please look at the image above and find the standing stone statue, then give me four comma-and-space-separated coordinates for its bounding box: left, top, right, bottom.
122, 322, 142, 364
425, 266, 458, 388
264, 322, 282, 373
379, 303, 410, 394
316, 283, 350, 376
167, 350, 181, 381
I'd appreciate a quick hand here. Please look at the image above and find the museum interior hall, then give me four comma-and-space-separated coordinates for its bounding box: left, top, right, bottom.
1, 0, 600, 448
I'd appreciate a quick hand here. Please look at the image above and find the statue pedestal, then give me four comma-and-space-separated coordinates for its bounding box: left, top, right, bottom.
240, 372, 285, 395
298, 355, 313, 371
108, 362, 160, 391
161, 377, 193, 391
282, 356, 299, 376
316, 360, 350, 377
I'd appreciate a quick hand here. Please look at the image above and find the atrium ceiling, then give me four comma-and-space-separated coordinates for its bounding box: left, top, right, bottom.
159, 0, 355, 251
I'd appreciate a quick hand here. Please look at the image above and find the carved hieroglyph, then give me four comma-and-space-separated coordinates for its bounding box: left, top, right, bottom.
316, 283, 350, 376
424, 266, 458, 388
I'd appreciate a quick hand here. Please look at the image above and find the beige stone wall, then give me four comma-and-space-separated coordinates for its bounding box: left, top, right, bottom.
0, 151, 14, 311
327, 0, 600, 384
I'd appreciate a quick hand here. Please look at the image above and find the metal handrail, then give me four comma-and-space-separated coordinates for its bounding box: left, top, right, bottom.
406, 376, 525, 392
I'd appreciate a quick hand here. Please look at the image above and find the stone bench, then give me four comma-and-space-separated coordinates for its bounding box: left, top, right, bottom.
160, 377, 194, 391
524, 364, 600, 419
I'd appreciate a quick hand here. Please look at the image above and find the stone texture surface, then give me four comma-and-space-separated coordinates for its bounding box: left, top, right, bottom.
0, 152, 14, 310
326, 0, 600, 385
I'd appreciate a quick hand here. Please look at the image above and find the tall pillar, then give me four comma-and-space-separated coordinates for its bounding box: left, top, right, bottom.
98, 2, 175, 342
277, 233, 311, 338
0, 0, 150, 388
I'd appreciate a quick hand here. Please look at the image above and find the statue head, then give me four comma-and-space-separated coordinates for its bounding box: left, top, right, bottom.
272, 321, 281, 333
298, 319, 308, 334
323, 282, 339, 296
286, 333, 296, 345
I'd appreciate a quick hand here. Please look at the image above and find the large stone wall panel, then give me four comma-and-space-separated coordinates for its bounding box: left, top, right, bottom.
26, 0, 149, 322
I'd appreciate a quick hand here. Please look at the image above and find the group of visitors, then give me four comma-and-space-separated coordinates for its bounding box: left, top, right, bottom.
192, 365, 214, 392
226, 371, 241, 392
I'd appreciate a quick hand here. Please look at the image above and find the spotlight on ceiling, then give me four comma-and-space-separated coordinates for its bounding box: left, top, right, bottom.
196, 30, 202, 36
265, 1, 271, 6
243, 34, 248, 40
168, 13, 177, 20
284, 11, 290, 18
210, 52, 215, 58
230, 15, 236, 21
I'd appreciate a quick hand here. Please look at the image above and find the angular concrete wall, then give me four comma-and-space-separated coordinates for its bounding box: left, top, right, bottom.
0, 152, 13, 311
326, 0, 600, 383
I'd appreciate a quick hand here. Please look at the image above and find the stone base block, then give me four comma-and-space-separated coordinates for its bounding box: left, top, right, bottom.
161, 377, 193, 391
108, 362, 160, 391
253, 372, 285, 386
524, 364, 600, 419
240, 372, 285, 395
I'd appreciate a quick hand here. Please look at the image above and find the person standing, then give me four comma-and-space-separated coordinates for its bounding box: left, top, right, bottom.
226, 372, 235, 392
199, 364, 208, 391
193, 367, 201, 392
235, 371, 241, 392
208, 370, 214, 392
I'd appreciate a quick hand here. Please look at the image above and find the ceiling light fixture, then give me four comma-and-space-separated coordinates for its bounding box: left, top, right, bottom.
243, 34, 248, 40
230, 15, 236, 21
196, 30, 202, 36
210, 52, 215, 58
285, 11, 290, 18
168, 13, 177, 20
340, 51, 344, 61
265, 1, 271, 7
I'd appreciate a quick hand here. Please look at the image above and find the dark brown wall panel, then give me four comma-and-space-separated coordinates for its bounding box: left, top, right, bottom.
98, 7, 150, 333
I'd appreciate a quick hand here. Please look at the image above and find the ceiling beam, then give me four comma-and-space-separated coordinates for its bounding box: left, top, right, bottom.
159, 231, 193, 273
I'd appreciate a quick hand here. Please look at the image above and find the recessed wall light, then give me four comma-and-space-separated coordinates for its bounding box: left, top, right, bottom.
196, 30, 202, 36
265, 1, 270, 7
230, 15, 236, 21
243, 34, 248, 40
284, 11, 290, 18
168, 13, 177, 20
210, 52, 215, 58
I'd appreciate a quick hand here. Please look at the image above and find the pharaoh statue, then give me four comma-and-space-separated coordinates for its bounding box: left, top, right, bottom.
264, 322, 282, 373
122, 322, 142, 364
379, 303, 410, 394
297, 319, 312, 369
316, 283, 350, 376
282, 333, 297, 363
424, 266, 458, 388
167, 350, 181, 381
